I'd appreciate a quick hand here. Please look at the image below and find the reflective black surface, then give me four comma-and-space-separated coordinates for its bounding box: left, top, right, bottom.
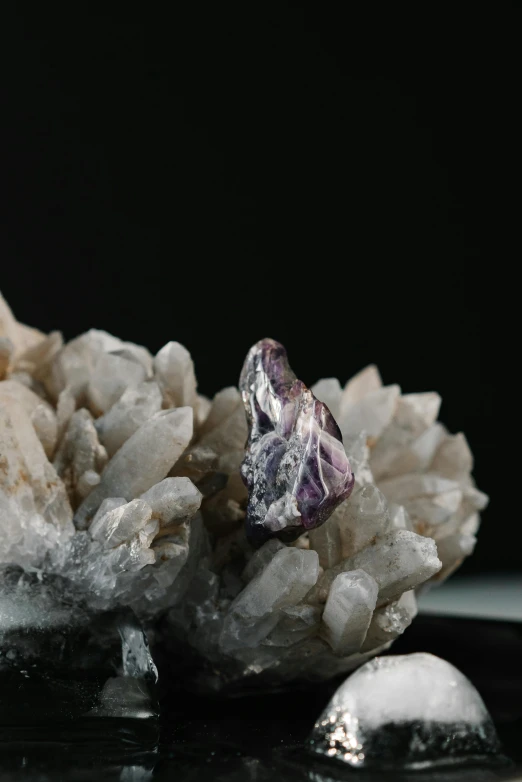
0, 615, 521, 781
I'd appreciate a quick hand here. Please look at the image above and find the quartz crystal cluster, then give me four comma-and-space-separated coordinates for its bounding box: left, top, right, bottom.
311, 366, 488, 583
0, 292, 488, 691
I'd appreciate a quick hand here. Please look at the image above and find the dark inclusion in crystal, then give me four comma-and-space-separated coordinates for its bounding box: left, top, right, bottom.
239, 338, 354, 544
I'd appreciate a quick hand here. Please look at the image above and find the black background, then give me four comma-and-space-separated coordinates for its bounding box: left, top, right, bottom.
1, 7, 511, 572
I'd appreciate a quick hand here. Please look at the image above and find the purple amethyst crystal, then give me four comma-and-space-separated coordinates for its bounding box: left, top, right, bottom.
239, 339, 355, 544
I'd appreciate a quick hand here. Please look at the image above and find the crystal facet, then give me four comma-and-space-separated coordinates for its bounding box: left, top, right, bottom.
239, 339, 355, 543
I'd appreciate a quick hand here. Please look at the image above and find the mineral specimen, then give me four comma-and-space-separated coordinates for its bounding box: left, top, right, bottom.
0, 291, 488, 692
239, 338, 354, 543
0, 565, 158, 724
311, 365, 488, 582
309, 653, 501, 769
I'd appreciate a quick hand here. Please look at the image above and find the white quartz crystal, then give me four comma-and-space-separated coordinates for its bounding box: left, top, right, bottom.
74, 407, 193, 529
0, 292, 487, 691
308, 529, 441, 607
321, 570, 378, 656
310, 653, 500, 769
0, 397, 73, 567
87, 350, 148, 415
336, 652, 488, 726
95, 380, 163, 457
140, 477, 202, 526
361, 589, 417, 651
89, 498, 154, 548
53, 408, 108, 506
154, 341, 197, 409
339, 385, 401, 443
220, 548, 320, 650
242, 538, 286, 581
0, 379, 57, 457
313, 364, 487, 583
0, 291, 46, 362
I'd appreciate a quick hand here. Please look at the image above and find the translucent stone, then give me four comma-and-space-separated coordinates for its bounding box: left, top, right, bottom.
310, 530, 441, 606
395, 392, 442, 430
220, 548, 320, 650
197, 386, 248, 464
76, 468, 101, 499
197, 386, 243, 438
43, 329, 125, 401
89, 615, 158, 718
371, 421, 446, 480
89, 498, 154, 548
310, 377, 342, 420
309, 516, 342, 569
0, 379, 57, 457
346, 529, 441, 603
116, 344, 154, 379
153, 341, 197, 409
343, 431, 374, 488
263, 604, 321, 647
140, 477, 202, 526
406, 489, 463, 528
87, 350, 147, 416
378, 472, 461, 505
0, 566, 158, 724
170, 444, 229, 500
0, 291, 46, 358
91, 497, 127, 526
74, 408, 193, 529
53, 408, 108, 507
388, 503, 413, 531
432, 431, 474, 480
359, 390, 443, 481
463, 485, 489, 512
435, 532, 477, 579
339, 384, 401, 443
340, 364, 382, 409
240, 340, 354, 543
194, 393, 212, 427
336, 484, 391, 559
30, 402, 58, 459
321, 570, 378, 656
56, 386, 76, 440
14, 331, 63, 383
165, 508, 207, 580
0, 293, 490, 692
95, 380, 163, 457
460, 512, 480, 536
361, 589, 417, 651
241, 538, 286, 581
309, 653, 501, 770
151, 537, 186, 563
0, 398, 73, 567
48, 491, 195, 614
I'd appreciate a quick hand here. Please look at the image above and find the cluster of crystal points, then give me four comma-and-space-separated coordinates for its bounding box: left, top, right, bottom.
0, 292, 488, 690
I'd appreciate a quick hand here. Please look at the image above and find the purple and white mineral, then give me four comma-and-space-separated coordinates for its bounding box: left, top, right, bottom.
240, 339, 355, 544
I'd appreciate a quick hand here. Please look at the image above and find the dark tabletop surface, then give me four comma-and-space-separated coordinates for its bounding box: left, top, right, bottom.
0, 614, 521, 781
